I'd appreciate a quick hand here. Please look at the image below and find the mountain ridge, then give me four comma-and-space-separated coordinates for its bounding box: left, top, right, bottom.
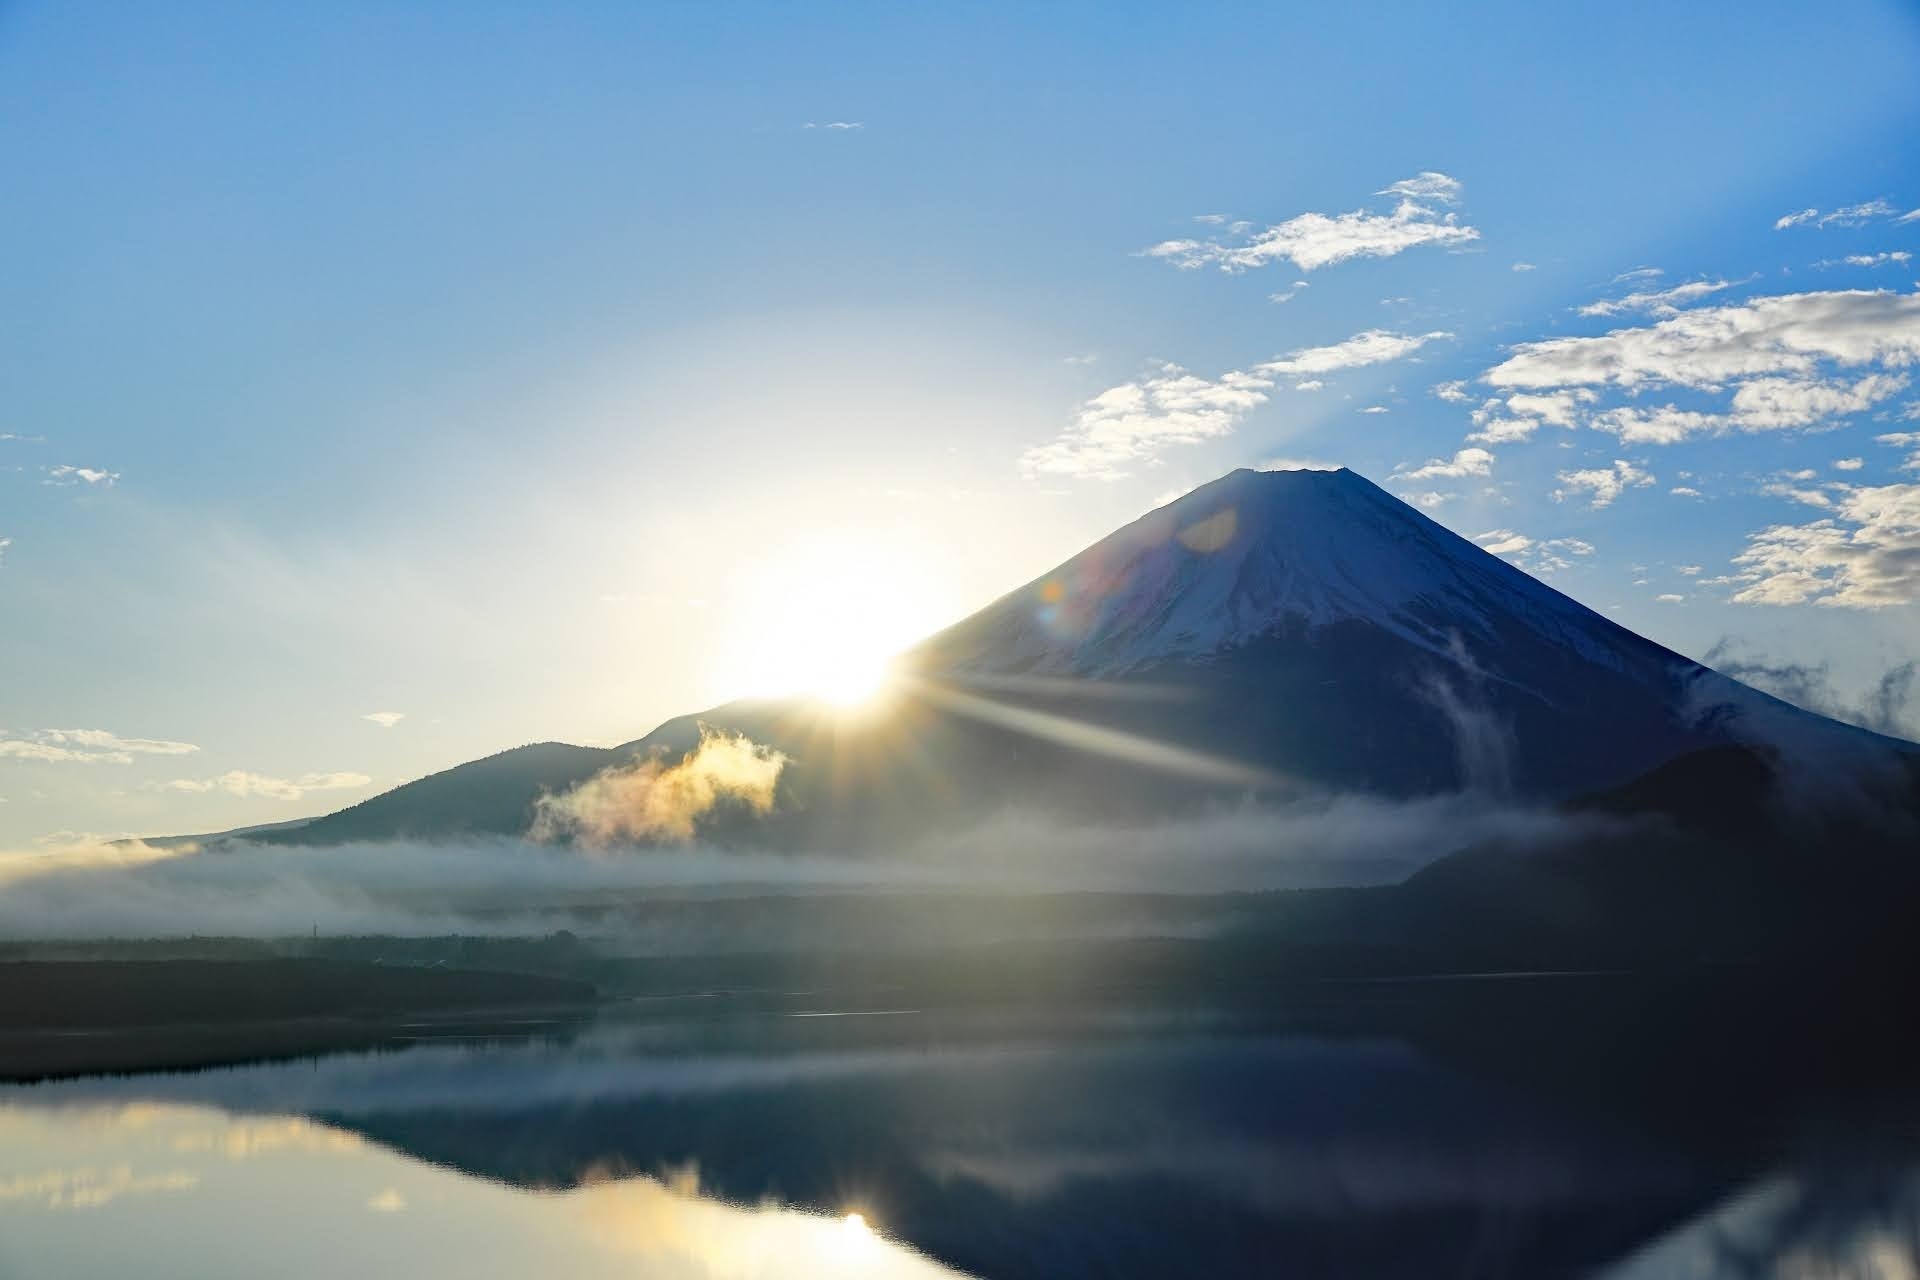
242, 467, 1913, 850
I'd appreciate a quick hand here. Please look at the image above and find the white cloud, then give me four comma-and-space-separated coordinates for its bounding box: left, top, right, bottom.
1293, 379, 1324, 392
1670, 486, 1702, 497
1022, 330, 1447, 478
1576, 277, 1742, 318
1466, 389, 1597, 443
0, 729, 198, 765
1821, 251, 1914, 269
1588, 404, 1727, 445
1261, 329, 1451, 375
1511, 261, 1536, 272
1475, 290, 1920, 449
1395, 446, 1494, 481
1406, 491, 1450, 508
0, 536, 10, 565
1432, 380, 1470, 403
1613, 266, 1665, 283
1473, 529, 1532, 556
802, 121, 862, 130
1728, 372, 1908, 429
1360, 405, 1389, 415
1731, 481, 1920, 607
1488, 290, 1920, 392
43, 465, 119, 487
1020, 364, 1272, 480
1553, 459, 1655, 508
1656, 593, 1685, 603
1835, 457, 1865, 471
361, 711, 405, 729
1376, 171, 1463, 203
1143, 174, 1478, 273
1775, 199, 1900, 230
1471, 528, 1596, 576
164, 770, 373, 800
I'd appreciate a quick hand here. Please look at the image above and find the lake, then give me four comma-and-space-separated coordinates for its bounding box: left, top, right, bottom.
3, 992, 1917, 1278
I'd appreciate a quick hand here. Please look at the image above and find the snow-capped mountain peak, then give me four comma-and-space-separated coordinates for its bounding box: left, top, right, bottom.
915, 467, 1623, 679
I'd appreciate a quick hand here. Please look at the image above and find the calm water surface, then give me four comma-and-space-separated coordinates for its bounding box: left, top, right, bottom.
2, 1002, 1916, 1278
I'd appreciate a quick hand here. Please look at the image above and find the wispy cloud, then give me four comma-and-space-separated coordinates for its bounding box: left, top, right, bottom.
360, 711, 405, 728
0, 729, 198, 765
1774, 199, 1910, 230
1022, 330, 1448, 478
1817, 251, 1914, 269
1142, 173, 1478, 274
801, 120, 862, 130
1576, 277, 1744, 318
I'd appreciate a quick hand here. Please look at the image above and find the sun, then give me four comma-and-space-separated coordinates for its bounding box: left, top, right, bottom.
712, 533, 951, 708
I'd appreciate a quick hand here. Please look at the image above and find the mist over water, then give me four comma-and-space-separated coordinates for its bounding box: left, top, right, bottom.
0, 796, 1617, 943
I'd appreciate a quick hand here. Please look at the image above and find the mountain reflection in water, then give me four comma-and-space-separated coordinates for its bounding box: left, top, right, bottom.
3, 997, 1919, 1279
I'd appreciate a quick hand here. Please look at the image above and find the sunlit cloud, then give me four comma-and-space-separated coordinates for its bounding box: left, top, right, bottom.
361, 711, 405, 728
531, 729, 787, 846
1022, 330, 1448, 478
1142, 173, 1478, 273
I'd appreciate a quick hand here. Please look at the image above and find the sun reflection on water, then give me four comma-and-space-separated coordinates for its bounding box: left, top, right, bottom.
0, 1103, 969, 1280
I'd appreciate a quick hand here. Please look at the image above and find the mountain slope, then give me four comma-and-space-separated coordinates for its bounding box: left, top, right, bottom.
258, 743, 616, 846
251, 468, 1913, 849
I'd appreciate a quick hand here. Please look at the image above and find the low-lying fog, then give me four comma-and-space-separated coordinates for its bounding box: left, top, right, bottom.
0, 797, 1609, 945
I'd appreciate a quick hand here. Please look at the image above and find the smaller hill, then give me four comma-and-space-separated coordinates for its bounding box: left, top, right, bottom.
255, 742, 616, 846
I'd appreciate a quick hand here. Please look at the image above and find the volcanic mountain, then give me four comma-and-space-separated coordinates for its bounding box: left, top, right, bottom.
257, 467, 1911, 849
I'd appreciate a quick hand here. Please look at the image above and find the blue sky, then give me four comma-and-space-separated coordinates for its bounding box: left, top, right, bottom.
3, 0, 1919, 844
